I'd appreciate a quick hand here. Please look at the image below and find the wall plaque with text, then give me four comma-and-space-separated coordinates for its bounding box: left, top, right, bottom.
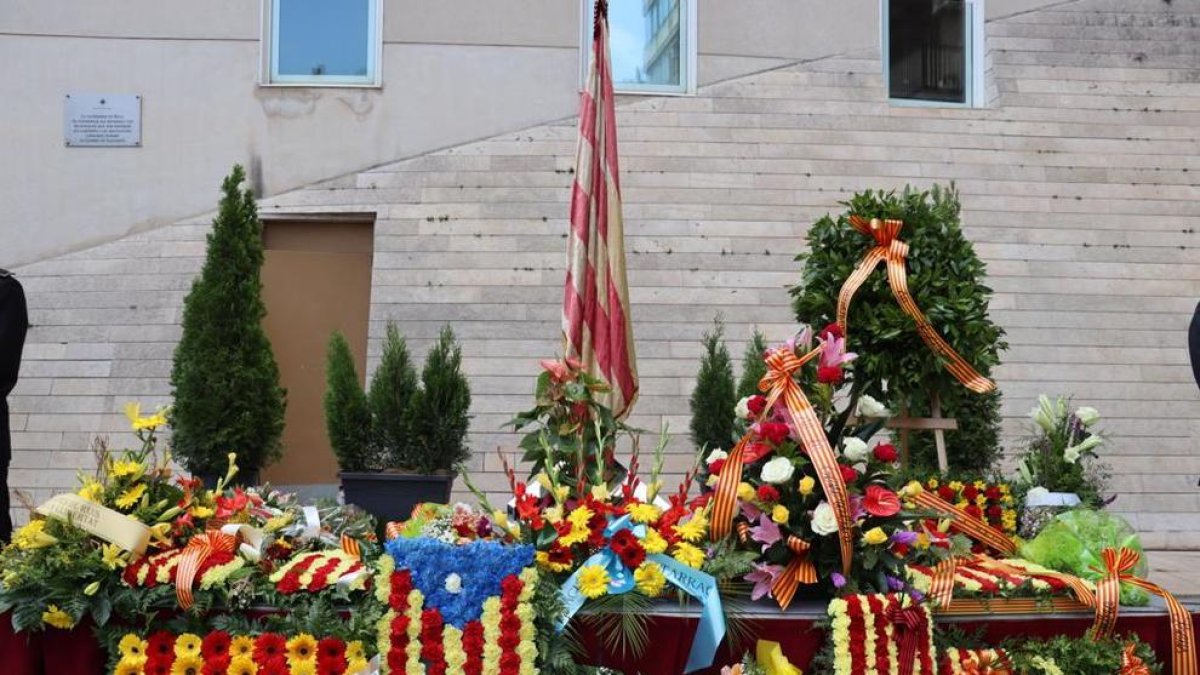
63, 93, 142, 147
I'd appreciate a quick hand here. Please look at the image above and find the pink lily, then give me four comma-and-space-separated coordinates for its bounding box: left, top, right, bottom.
745, 562, 784, 601
819, 335, 857, 369
748, 513, 782, 552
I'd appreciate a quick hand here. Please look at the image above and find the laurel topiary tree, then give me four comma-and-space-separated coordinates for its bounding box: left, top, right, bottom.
791, 184, 1007, 473
170, 165, 286, 478
324, 331, 373, 472
690, 317, 736, 453
736, 329, 769, 401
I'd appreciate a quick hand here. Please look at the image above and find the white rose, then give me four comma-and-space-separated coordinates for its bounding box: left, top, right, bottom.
735, 396, 753, 420
706, 449, 728, 465
811, 502, 839, 536
444, 572, 463, 594
1075, 406, 1100, 427
760, 456, 795, 485
856, 394, 890, 419
841, 437, 869, 463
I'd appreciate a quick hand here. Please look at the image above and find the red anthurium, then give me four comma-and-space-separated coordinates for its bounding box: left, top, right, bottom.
863, 485, 901, 517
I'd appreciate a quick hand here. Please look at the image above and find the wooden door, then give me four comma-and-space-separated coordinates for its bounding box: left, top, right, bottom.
260, 217, 373, 486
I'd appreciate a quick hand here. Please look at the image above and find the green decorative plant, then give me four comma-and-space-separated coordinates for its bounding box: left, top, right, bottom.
405, 326, 472, 475
368, 322, 420, 470
689, 317, 736, 453
1016, 395, 1110, 507
791, 185, 1006, 472
1005, 633, 1160, 674
324, 332, 374, 473
736, 329, 769, 401
170, 165, 286, 476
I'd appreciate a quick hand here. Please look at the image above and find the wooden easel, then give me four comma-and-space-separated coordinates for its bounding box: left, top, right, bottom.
885, 392, 957, 474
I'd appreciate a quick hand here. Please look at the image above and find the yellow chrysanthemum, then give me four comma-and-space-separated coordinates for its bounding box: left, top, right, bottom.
227, 656, 258, 675
12, 520, 57, 550
345, 640, 365, 662
171, 654, 203, 675
672, 542, 705, 569
673, 514, 707, 543
634, 561, 666, 597
119, 634, 147, 659
567, 506, 593, 530
642, 528, 668, 555
114, 660, 143, 675
41, 605, 74, 630
230, 635, 256, 658
102, 543, 129, 570
286, 633, 318, 663
174, 633, 201, 658
576, 565, 611, 599
115, 483, 147, 510
77, 480, 104, 503
628, 503, 661, 524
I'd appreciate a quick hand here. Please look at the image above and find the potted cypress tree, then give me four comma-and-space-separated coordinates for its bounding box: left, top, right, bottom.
170, 165, 286, 485
325, 323, 470, 526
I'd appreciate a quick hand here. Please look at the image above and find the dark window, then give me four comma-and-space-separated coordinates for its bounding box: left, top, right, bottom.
889, 0, 967, 103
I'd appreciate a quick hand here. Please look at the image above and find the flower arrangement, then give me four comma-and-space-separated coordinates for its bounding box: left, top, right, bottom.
110, 630, 371, 675
921, 478, 1016, 553
826, 593, 936, 675
269, 551, 369, 595
1016, 396, 1110, 509
394, 503, 495, 544
906, 557, 1093, 602
937, 648, 1009, 675
375, 540, 538, 675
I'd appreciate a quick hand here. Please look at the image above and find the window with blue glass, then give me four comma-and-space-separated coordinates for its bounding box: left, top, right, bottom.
583, 0, 697, 94
268, 0, 381, 85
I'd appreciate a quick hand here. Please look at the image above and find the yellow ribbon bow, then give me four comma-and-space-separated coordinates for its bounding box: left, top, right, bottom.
837, 215, 995, 394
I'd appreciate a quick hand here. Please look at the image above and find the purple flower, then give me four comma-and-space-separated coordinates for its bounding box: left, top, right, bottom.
740, 500, 762, 522
748, 514, 782, 552
886, 575, 905, 591
745, 563, 784, 601
831, 572, 846, 589
890, 530, 918, 546
848, 495, 867, 521
909, 589, 926, 603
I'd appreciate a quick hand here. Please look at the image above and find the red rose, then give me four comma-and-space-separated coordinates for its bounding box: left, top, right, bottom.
962, 485, 979, 500
863, 485, 901, 517
839, 464, 859, 483
819, 323, 843, 340
253, 633, 286, 666
965, 504, 983, 520
201, 631, 231, 660
817, 365, 844, 384
708, 459, 726, 475
758, 422, 791, 446
937, 485, 957, 502
873, 443, 898, 463
756, 485, 780, 503
984, 486, 1002, 501
747, 395, 767, 417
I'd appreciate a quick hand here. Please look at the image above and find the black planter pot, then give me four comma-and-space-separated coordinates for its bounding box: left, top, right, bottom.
340, 472, 455, 528
193, 469, 260, 490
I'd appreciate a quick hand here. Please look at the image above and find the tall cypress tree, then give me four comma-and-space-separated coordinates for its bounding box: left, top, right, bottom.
368, 322, 419, 469
170, 165, 286, 475
736, 329, 769, 401
325, 331, 373, 472
689, 318, 736, 453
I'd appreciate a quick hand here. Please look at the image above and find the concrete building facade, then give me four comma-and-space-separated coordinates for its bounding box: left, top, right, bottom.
3, 0, 1199, 547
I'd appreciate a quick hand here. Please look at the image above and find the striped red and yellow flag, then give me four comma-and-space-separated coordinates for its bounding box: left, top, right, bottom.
562, 0, 638, 419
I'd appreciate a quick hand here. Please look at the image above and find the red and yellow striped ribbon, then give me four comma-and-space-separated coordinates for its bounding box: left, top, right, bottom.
978, 555, 1095, 608
770, 535, 818, 611
385, 521, 404, 541
836, 215, 995, 394
927, 556, 959, 610
710, 345, 855, 588
174, 529, 237, 610
340, 534, 362, 560
911, 491, 1017, 556
1091, 547, 1196, 675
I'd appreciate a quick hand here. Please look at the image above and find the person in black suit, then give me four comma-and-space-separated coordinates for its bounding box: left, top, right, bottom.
1191, 301, 1200, 392
0, 269, 28, 544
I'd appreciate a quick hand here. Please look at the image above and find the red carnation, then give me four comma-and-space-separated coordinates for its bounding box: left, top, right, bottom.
756, 485, 780, 503
817, 365, 844, 384
937, 485, 957, 502
965, 504, 983, 520
839, 464, 859, 483
500, 575, 524, 600
962, 485, 979, 501
863, 485, 902, 517
986, 505, 1003, 521
984, 486, 1002, 501
746, 395, 767, 417
201, 631, 231, 660
147, 632, 176, 660
758, 422, 790, 446
253, 633, 286, 666
819, 323, 843, 340
708, 459, 726, 475
873, 443, 898, 463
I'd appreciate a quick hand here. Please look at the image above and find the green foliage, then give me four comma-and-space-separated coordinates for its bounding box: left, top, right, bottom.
170, 165, 286, 474
736, 330, 769, 401
1016, 395, 1110, 507
689, 318, 736, 452
368, 322, 420, 469
324, 332, 374, 472
405, 326, 472, 474
903, 389, 1004, 474
1006, 633, 1160, 674
790, 186, 1007, 465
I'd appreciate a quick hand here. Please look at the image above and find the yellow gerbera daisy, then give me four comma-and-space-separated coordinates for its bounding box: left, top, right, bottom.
115, 483, 147, 510
576, 565, 611, 599
230, 635, 256, 658
41, 605, 74, 630
174, 632, 201, 658
672, 542, 705, 569
641, 527, 668, 555
114, 660, 144, 675
170, 654, 203, 675
118, 634, 147, 659
634, 561, 666, 597
227, 656, 258, 675
345, 640, 365, 661
288, 661, 316, 675
673, 515, 708, 543
286, 633, 317, 663
346, 658, 369, 674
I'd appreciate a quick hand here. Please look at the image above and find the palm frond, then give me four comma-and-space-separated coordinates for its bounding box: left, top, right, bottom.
579, 592, 656, 661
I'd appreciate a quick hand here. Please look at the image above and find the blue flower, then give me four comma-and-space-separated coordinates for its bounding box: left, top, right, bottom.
385, 538, 534, 628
